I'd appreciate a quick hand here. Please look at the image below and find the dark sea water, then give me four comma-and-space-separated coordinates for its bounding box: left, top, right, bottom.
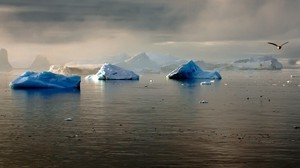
1, 69, 300, 168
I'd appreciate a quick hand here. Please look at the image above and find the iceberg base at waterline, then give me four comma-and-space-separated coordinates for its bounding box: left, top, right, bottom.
10, 71, 81, 89
85, 63, 139, 80
167, 60, 222, 80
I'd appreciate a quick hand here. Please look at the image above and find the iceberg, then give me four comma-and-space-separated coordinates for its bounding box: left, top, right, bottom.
85, 63, 139, 80
233, 56, 283, 70
10, 71, 81, 89
167, 60, 222, 79
49, 64, 101, 75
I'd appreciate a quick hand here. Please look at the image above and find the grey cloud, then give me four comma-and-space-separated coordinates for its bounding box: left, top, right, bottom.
0, 0, 194, 43
1, 0, 300, 49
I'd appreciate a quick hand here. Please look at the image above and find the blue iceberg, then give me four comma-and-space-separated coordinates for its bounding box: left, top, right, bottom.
167, 60, 222, 79
10, 71, 81, 89
85, 63, 139, 80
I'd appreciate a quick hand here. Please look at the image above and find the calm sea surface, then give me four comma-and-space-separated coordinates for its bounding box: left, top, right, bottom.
0, 69, 300, 168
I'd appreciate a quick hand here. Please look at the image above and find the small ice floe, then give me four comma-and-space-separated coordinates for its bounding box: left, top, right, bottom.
290, 75, 300, 78
199, 100, 208, 104
200, 81, 212, 85
294, 126, 300, 129
64, 118, 73, 121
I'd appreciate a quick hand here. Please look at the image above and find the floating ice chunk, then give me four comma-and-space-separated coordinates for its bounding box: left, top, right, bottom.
64, 118, 73, 121
200, 81, 212, 85
85, 63, 139, 80
10, 71, 81, 89
167, 60, 222, 79
199, 100, 208, 104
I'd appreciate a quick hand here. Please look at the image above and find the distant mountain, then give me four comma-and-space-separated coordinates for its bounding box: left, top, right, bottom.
146, 53, 179, 66
0, 48, 12, 71
117, 52, 160, 73
30, 55, 50, 70
105, 53, 131, 64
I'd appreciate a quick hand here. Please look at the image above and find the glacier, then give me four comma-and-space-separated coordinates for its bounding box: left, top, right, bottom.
167, 60, 222, 79
85, 63, 139, 80
10, 71, 81, 89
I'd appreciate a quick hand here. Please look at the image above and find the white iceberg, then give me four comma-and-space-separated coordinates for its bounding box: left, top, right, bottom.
167, 60, 222, 79
10, 71, 81, 89
233, 56, 283, 70
85, 63, 139, 80
49, 64, 101, 75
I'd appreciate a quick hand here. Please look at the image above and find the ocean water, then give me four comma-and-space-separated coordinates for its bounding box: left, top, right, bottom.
1, 69, 300, 167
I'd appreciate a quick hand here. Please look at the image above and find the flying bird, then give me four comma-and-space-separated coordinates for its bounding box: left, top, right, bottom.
267, 41, 288, 50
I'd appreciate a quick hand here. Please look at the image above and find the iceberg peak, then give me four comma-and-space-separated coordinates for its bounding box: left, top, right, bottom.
167, 60, 222, 79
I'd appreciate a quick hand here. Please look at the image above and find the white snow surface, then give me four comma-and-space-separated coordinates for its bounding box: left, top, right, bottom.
10, 71, 81, 89
85, 63, 139, 80
167, 60, 222, 79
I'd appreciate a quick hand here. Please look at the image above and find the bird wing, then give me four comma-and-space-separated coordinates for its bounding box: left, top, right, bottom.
267, 42, 278, 46
281, 41, 288, 46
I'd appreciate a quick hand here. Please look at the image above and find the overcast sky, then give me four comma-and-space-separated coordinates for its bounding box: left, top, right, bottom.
0, 0, 299, 66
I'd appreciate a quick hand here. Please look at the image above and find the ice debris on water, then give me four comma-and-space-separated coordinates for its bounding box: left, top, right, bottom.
294, 126, 300, 129
64, 118, 73, 121
199, 100, 208, 104
200, 81, 212, 85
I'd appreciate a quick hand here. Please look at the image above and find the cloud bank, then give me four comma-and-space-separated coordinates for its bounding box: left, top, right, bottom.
0, 0, 299, 66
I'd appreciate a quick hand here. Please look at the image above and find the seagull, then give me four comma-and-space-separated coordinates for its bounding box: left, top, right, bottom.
267, 41, 288, 50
